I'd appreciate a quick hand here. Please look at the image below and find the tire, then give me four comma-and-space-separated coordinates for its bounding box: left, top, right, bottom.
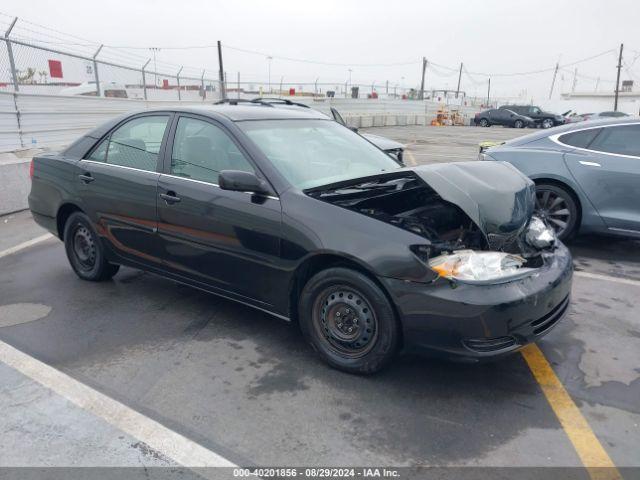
479, 118, 490, 127
541, 118, 554, 129
535, 183, 579, 241
514, 119, 524, 128
63, 211, 120, 281
299, 267, 400, 374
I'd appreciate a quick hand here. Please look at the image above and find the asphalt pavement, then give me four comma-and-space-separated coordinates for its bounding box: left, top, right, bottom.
0, 125, 638, 478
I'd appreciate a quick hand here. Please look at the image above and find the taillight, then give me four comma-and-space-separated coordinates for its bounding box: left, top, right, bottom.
29, 159, 34, 179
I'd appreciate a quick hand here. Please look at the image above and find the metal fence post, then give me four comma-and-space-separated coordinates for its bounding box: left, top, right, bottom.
142, 59, 151, 100
92, 44, 103, 96
176, 66, 183, 101
4, 17, 19, 92
201, 70, 205, 101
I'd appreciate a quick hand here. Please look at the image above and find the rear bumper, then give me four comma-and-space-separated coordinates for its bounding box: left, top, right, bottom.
380, 243, 573, 361
31, 210, 58, 237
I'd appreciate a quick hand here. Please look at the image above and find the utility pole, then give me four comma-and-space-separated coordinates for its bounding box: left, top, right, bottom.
419, 57, 427, 100
455, 62, 463, 98
217, 40, 226, 99
549, 61, 559, 99
486, 78, 491, 107
614, 43, 624, 111
92, 44, 103, 96
571, 68, 578, 93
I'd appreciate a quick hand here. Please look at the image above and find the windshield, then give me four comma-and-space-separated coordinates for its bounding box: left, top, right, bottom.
239, 120, 401, 189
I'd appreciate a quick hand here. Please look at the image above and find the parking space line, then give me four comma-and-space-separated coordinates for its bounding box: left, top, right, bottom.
0, 339, 237, 468
521, 344, 621, 480
0, 234, 53, 259
575, 270, 640, 287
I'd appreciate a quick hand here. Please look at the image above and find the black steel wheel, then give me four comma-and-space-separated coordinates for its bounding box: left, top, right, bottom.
315, 286, 379, 358
535, 183, 579, 241
299, 267, 399, 374
63, 211, 119, 281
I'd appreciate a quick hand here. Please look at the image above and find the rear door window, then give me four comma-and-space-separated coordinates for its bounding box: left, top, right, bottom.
101, 115, 170, 171
558, 128, 602, 149
588, 124, 640, 157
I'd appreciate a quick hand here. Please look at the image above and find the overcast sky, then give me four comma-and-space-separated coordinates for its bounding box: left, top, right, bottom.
2, 0, 639, 99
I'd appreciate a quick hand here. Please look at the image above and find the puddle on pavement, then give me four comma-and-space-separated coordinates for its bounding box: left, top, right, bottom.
0, 303, 51, 328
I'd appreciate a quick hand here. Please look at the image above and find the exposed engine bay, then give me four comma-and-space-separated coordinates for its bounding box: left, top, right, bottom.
306, 169, 553, 262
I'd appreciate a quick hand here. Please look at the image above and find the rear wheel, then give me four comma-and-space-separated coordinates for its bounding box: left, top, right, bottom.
299, 267, 399, 374
63, 212, 119, 281
479, 118, 490, 127
535, 183, 579, 241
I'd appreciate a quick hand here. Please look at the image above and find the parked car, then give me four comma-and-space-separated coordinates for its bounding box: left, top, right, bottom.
329, 107, 405, 163
479, 118, 640, 241
29, 106, 572, 374
474, 108, 535, 128
566, 111, 630, 123
499, 105, 565, 128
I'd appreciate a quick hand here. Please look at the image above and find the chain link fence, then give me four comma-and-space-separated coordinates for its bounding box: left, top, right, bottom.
0, 36, 222, 101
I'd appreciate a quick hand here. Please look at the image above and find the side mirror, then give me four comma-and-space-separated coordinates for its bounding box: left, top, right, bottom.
219, 170, 271, 195
349, 126, 359, 133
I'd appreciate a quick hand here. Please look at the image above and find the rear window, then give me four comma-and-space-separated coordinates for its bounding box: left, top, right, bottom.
558, 128, 602, 148
588, 124, 640, 157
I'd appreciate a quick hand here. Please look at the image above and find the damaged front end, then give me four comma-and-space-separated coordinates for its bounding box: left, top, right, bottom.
306, 161, 557, 283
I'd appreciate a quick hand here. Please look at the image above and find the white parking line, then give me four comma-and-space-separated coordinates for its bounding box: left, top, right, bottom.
0, 340, 237, 468
0, 234, 54, 259
574, 270, 640, 287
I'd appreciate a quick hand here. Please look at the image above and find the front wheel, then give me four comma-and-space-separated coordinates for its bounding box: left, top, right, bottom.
514, 119, 524, 128
479, 118, 490, 127
535, 183, 579, 241
63, 212, 120, 281
541, 118, 554, 129
299, 268, 400, 374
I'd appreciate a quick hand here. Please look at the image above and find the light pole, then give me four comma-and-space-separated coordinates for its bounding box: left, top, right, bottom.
267, 56, 273, 94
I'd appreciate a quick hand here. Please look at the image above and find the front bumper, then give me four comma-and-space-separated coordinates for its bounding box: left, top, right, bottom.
380, 242, 573, 361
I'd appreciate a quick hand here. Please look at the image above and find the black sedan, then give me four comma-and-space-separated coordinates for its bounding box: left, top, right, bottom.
475, 108, 535, 128
28, 105, 572, 373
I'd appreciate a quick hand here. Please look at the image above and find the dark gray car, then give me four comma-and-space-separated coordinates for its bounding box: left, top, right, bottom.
480, 118, 640, 240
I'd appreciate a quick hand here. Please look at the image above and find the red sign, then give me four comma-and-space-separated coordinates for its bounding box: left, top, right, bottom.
48, 60, 63, 78
162, 79, 169, 89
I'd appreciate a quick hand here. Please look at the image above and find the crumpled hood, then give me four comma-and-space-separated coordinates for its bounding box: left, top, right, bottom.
413, 161, 535, 242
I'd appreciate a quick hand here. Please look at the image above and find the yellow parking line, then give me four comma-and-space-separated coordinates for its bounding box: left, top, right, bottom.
521, 344, 621, 480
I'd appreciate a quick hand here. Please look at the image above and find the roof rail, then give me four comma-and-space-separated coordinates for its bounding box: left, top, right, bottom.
250, 97, 311, 108
214, 98, 271, 106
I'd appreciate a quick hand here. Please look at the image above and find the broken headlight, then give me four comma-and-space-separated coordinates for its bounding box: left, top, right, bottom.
525, 216, 556, 249
429, 250, 534, 284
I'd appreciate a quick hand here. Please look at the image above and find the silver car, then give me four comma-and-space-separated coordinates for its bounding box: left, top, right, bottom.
479, 118, 640, 241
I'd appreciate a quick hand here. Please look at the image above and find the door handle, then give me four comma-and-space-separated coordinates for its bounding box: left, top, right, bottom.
160, 192, 181, 204
78, 173, 95, 184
